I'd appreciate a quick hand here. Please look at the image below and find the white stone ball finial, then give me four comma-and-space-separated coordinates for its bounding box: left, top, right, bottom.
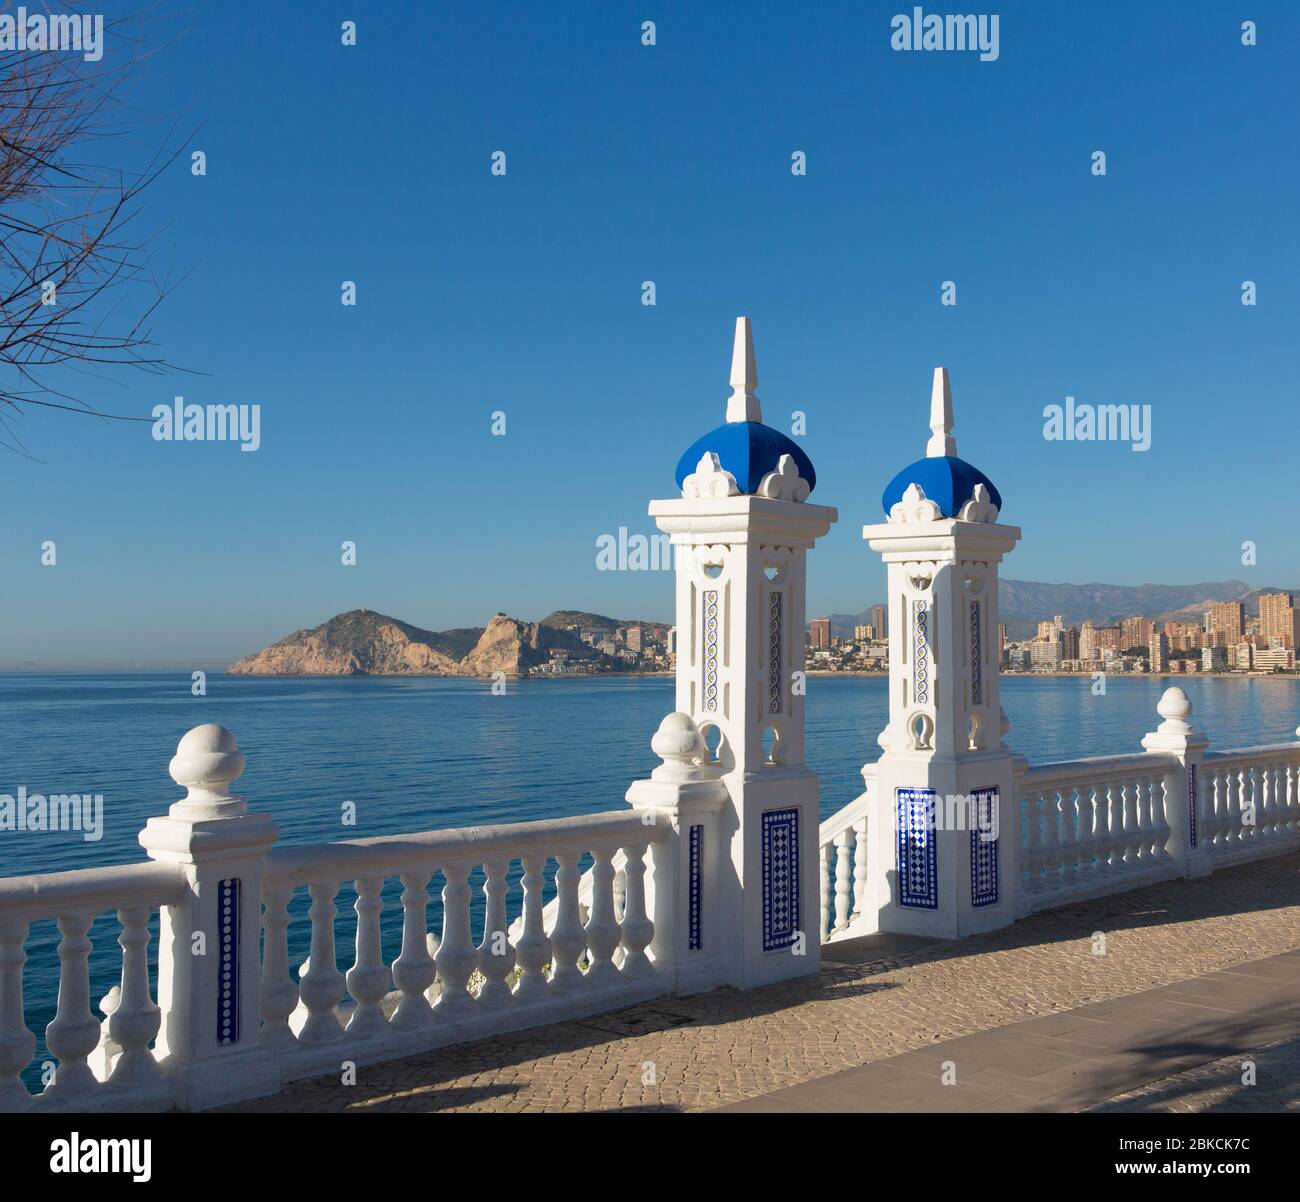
1155, 687, 1192, 734
169, 723, 247, 817
651, 712, 703, 764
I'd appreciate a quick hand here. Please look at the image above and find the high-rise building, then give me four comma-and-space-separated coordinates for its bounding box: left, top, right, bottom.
1036, 620, 1058, 641
1030, 637, 1062, 670
626, 625, 643, 652
809, 617, 831, 650
998, 623, 1007, 656
1079, 620, 1097, 661
1094, 625, 1122, 651
1207, 601, 1245, 642
1120, 615, 1152, 650
1260, 593, 1299, 649
1062, 626, 1079, 659
1149, 632, 1168, 674
853, 624, 872, 642
870, 605, 887, 641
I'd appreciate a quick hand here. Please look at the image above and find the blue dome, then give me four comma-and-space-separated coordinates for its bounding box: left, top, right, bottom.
675, 421, 817, 497
881, 455, 1001, 518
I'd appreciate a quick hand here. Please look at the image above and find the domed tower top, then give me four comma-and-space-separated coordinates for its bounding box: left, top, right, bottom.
880, 368, 1001, 520
674, 318, 816, 500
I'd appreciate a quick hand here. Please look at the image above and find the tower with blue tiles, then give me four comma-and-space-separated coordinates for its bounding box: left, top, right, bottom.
647, 317, 836, 988
860, 368, 1022, 938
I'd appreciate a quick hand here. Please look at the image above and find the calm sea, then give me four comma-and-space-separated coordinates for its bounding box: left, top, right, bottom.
3, 671, 1298, 1089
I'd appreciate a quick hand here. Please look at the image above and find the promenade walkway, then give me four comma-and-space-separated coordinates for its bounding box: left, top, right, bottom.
226, 851, 1300, 1114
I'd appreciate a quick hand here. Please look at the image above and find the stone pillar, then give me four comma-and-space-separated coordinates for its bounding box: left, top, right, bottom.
861, 368, 1022, 938
1141, 687, 1209, 877
647, 317, 837, 988
139, 724, 281, 1110
625, 714, 729, 995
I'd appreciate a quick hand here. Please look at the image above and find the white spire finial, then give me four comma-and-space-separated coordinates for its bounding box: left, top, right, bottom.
726, 316, 761, 423
926, 366, 956, 457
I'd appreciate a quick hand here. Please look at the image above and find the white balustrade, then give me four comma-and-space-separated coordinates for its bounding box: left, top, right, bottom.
3, 701, 1297, 1113
817, 790, 870, 944
0, 862, 184, 1111
1018, 755, 1178, 911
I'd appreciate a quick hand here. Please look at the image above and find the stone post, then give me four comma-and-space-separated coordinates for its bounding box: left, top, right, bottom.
1141, 687, 1209, 878
626, 713, 729, 996
139, 724, 281, 1110
647, 317, 836, 988
861, 369, 1021, 938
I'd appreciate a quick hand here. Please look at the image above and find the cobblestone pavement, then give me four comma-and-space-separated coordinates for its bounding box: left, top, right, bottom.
226, 852, 1300, 1113
1087, 1033, 1300, 1112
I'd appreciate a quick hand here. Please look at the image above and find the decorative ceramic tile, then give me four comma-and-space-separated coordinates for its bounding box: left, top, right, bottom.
218, 877, 240, 1045
896, 788, 937, 909
688, 823, 704, 951
703, 589, 720, 712
969, 787, 998, 907
767, 591, 782, 714
761, 808, 800, 951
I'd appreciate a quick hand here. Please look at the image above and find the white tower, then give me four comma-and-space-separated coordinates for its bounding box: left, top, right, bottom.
647, 318, 836, 988
860, 368, 1021, 937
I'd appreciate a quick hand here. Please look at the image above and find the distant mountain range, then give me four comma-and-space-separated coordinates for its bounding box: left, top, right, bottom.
226, 608, 669, 676
826, 580, 1300, 640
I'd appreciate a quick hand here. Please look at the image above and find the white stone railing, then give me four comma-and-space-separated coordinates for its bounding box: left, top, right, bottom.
813, 688, 1300, 934
0, 862, 187, 1112
0, 721, 700, 1113
260, 810, 665, 1086
1019, 751, 1180, 910
1196, 745, 1300, 862
817, 775, 871, 944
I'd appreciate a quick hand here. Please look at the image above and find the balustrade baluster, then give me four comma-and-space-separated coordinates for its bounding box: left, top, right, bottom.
819, 843, 829, 937
0, 920, 35, 1108
584, 846, 621, 986
44, 911, 100, 1098
1201, 769, 1222, 842
1226, 768, 1243, 846
617, 840, 655, 979
1074, 786, 1094, 874
852, 817, 868, 920
833, 830, 852, 932
513, 852, 550, 1001
475, 858, 515, 1009
106, 907, 162, 1087
1261, 765, 1277, 837
298, 882, 345, 1043
1058, 790, 1079, 879
391, 870, 437, 1029
345, 877, 389, 1038
1149, 774, 1171, 860
1131, 777, 1151, 862
550, 850, 585, 992
1022, 796, 1043, 892
1096, 780, 1117, 870
1040, 793, 1061, 888
433, 862, 477, 1018
260, 881, 299, 1047
1286, 761, 1300, 835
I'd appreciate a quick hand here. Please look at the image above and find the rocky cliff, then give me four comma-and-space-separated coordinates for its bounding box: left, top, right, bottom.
227, 609, 592, 677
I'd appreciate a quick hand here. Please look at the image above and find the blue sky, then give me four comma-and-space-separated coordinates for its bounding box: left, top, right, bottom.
2, 1, 1297, 666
